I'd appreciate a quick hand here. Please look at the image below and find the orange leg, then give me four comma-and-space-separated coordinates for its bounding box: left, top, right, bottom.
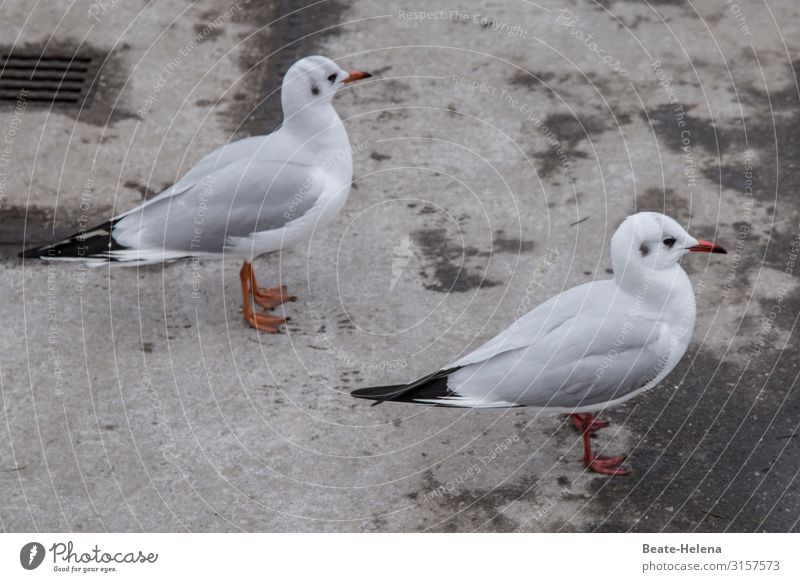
239, 261, 288, 333
248, 263, 297, 310
570, 413, 629, 476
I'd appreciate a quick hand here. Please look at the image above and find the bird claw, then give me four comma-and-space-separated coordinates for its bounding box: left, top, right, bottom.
245, 312, 287, 333
253, 285, 297, 310
585, 454, 629, 476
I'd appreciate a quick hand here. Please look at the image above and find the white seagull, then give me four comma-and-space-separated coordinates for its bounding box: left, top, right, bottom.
21, 55, 372, 333
353, 212, 726, 475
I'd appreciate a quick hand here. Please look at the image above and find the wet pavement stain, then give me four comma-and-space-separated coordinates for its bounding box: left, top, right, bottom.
708, 65, 800, 206
641, 103, 727, 156
411, 469, 536, 532
412, 228, 500, 293
542, 113, 614, 148
507, 70, 558, 90
635, 187, 693, 221
645, 60, 800, 208
528, 112, 628, 178
491, 231, 535, 254
192, 22, 225, 43
123, 180, 162, 201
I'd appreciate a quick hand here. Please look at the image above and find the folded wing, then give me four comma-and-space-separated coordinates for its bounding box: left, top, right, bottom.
111, 159, 325, 258
448, 302, 666, 409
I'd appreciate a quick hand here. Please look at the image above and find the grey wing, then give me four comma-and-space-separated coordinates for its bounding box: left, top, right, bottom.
448, 280, 607, 368
112, 159, 324, 254
449, 312, 666, 409
124, 135, 272, 210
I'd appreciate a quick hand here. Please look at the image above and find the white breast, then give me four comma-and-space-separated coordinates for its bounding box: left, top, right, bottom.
244, 126, 353, 258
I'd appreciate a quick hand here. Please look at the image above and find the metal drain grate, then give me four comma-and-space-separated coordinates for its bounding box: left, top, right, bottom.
0, 53, 94, 104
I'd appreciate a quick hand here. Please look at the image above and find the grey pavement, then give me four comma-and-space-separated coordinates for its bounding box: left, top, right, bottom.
1, 0, 799, 532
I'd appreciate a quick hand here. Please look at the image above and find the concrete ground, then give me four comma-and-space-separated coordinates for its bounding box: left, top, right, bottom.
1, 0, 799, 532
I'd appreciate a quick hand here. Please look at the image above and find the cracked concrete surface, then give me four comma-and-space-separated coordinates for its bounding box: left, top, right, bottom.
1, 0, 799, 532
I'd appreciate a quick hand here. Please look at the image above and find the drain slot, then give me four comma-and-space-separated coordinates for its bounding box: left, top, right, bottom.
0, 53, 94, 104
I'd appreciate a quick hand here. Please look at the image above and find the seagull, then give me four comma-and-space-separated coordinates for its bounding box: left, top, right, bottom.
352, 212, 726, 475
20, 55, 372, 333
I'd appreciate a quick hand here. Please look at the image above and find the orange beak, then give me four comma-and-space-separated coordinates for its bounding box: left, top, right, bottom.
688, 239, 727, 254
342, 70, 372, 84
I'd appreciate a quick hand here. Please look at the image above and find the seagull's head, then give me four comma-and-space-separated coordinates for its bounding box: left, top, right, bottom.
281, 55, 371, 116
611, 212, 726, 274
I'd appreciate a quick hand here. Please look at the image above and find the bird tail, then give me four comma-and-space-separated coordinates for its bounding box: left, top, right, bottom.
19, 220, 123, 262
351, 384, 416, 404
351, 368, 459, 406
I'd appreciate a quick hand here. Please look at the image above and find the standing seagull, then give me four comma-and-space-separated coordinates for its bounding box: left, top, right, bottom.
352, 213, 726, 475
21, 55, 372, 333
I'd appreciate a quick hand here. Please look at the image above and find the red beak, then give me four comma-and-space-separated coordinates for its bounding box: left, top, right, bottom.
342, 70, 372, 84
688, 239, 727, 254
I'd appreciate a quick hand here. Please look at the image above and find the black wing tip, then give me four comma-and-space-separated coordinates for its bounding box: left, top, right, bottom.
351, 385, 408, 402
18, 246, 43, 259
17, 220, 123, 261
351, 367, 462, 405
18, 244, 63, 259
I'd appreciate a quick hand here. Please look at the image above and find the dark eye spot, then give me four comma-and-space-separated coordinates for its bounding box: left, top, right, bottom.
663, 236, 676, 248
311, 85, 320, 96
639, 243, 650, 257
327, 73, 338, 83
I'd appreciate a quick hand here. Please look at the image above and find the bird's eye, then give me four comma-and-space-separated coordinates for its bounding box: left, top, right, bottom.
327, 73, 338, 83
663, 236, 676, 247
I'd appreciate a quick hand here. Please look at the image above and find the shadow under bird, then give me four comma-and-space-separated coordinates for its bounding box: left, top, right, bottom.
352, 212, 727, 475
20, 55, 372, 333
